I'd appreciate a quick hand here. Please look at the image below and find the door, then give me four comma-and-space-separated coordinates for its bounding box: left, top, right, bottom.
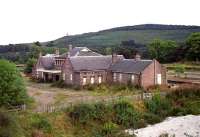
56, 75, 60, 81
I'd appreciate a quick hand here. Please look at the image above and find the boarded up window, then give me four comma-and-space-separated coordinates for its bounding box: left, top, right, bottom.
91, 77, 94, 84
70, 74, 73, 81
63, 73, 65, 81
113, 73, 117, 82
157, 74, 162, 85
131, 75, 135, 82
98, 76, 102, 84
119, 73, 122, 82
83, 77, 87, 85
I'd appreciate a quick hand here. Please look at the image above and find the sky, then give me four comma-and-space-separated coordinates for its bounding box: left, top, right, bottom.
0, 0, 199, 44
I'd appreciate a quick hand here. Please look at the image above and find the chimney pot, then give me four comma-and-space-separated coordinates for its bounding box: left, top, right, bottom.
135, 53, 141, 61
112, 53, 118, 64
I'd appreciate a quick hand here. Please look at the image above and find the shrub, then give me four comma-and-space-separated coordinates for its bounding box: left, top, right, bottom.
0, 59, 28, 106
24, 58, 37, 74
113, 101, 142, 128
142, 112, 162, 124
31, 115, 52, 133
93, 122, 135, 137
167, 86, 200, 100
51, 80, 73, 88
0, 110, 23, 137
93, 103, 111, 122
145, 94, 172, 117
69, 104, 94, 124
101, 122, 118, 136
170, 106, 187, 116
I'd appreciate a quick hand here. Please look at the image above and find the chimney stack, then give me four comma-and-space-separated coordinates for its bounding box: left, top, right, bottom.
135, 53, 141, 61
112, 53, 118, 64
55, 48, 59, 55
69, 44, 72, 51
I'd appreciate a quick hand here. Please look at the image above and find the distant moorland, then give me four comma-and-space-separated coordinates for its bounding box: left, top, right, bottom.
1, 24, 200, 63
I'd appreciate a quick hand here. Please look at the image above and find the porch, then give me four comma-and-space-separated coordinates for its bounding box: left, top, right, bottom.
37, 69, 61, 82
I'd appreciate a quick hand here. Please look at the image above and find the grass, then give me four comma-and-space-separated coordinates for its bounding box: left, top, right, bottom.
1, 86, 200, 137
54, 93, 69, 105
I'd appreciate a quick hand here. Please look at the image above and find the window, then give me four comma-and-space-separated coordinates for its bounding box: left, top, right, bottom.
36, 69, 39, 78
98, 76, 102, 84
63, 73, 65, 81
83, 77, 87, 85
157, 74, 162, 85
70, 74, 73, 81
131, 75, 135, 82
90, 77, 94, 84
41, 72, 44, 78
113, 73, 117, 82
119, 73, 122, 82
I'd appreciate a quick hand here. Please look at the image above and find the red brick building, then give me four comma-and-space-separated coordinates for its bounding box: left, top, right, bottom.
32, 46, 166, 89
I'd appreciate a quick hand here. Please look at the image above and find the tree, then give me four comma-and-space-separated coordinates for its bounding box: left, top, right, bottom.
186, 32, 200, 61
24, 58, 37, 74
29, 45, 42, 59
148, 39, 178, 62
0, 60, 28, 106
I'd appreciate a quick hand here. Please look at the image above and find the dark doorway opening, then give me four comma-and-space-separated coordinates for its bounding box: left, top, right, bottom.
55, 75, 60, 81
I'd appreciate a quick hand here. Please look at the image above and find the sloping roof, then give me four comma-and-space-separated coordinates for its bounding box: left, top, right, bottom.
69, 55, 123, 71
109, 59, 153, 74
69, 47, 102, 56
39, 56, 55, 70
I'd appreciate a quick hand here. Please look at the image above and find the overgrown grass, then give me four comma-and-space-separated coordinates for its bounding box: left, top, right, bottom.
1, 86, 199, 137
52, 80, 142, 96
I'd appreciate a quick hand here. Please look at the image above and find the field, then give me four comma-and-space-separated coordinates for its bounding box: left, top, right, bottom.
2, 82, 200, 137
25, 76, 141, 112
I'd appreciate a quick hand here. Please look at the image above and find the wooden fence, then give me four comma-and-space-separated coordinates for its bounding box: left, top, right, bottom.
37, 92, 166, 113
4, 92, 166, 113
3, 104, 26, 112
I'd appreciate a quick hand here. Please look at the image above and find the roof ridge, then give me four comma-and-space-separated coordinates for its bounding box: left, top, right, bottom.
123, 59, 152, 61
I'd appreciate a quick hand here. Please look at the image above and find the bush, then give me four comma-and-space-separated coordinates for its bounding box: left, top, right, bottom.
93, 103, 111, 122
31, 115, 52, 133
0, 59, 28, 106
24, 58, 37, 74
167, 86, 200, 100
142, 112, 162, 124
69, 104, 94, 124
101, 122, 118, 136
113, 101, 142, 128
0, 110, 23, 137
51, 80, 72, 88
145, 94, 172, 117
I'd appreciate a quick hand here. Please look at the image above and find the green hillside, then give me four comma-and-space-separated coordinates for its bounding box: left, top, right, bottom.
1, 24, 200, 63
48, 24, 200, 48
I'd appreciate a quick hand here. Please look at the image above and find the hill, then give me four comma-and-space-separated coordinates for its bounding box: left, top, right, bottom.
47, 24, 200, 48
0, 24, 200, 63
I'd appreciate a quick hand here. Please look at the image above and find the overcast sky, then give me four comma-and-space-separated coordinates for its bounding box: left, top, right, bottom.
0, 0, 199, 44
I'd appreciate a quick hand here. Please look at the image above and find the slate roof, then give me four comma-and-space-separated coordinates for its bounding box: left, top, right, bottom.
69, 47, 102, 56
39, 56, 55, 70
69, 55, 123, 71
109, 59, 153, 74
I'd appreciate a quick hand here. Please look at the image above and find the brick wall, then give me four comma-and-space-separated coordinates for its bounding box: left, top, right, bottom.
61, 58, 73, 85
141, 59, 165, 89
79, 71, 107, 85
110, 72, 140, 85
